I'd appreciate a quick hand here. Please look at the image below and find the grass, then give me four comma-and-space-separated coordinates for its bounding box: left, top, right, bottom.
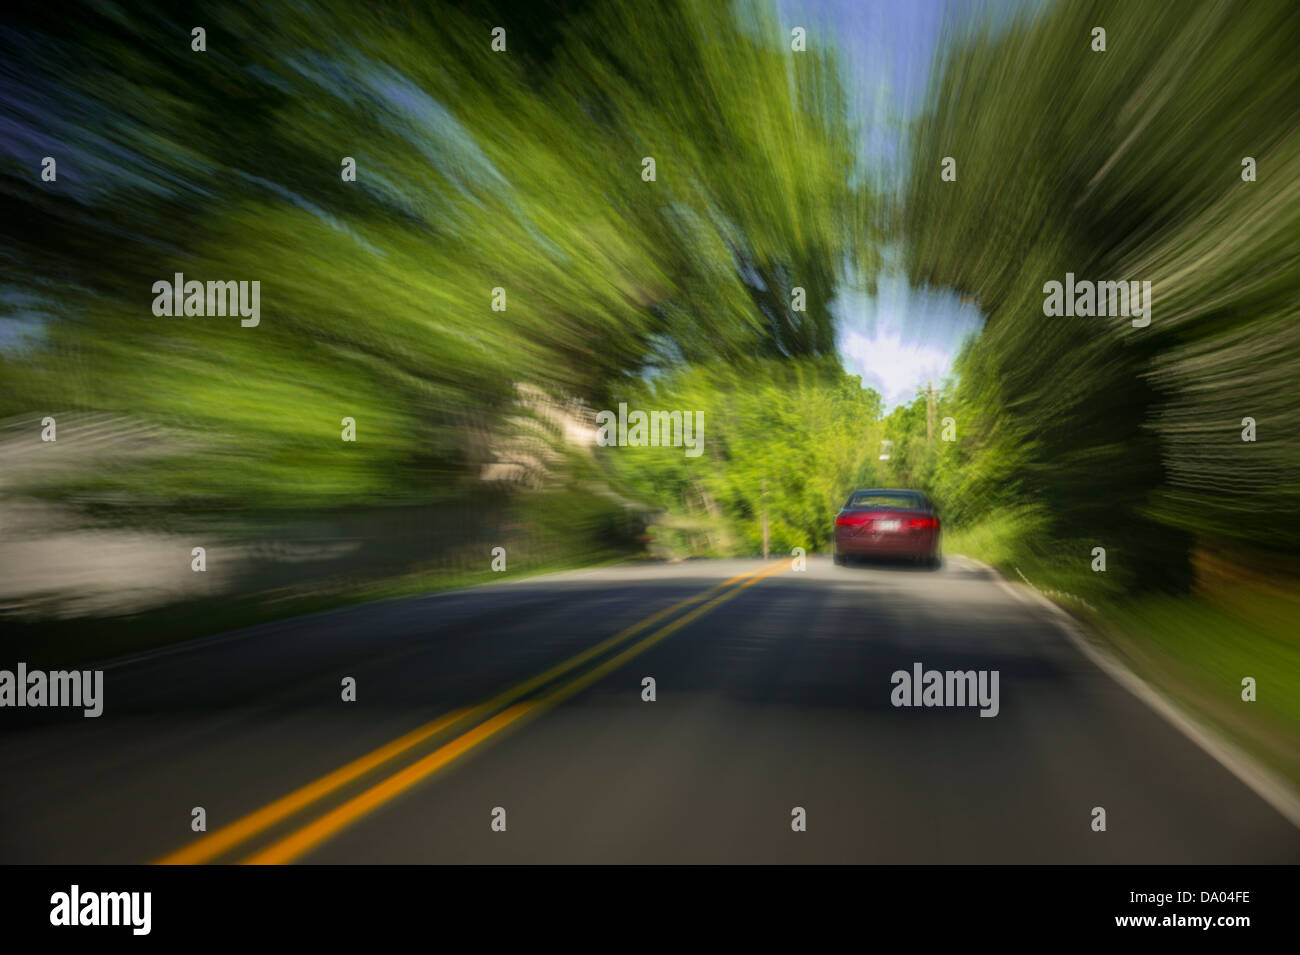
943, 520, 1028, 571
1096, 591, 1300, 790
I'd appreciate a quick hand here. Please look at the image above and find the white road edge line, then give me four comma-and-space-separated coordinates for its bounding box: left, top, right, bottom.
959, 554, 1300, 832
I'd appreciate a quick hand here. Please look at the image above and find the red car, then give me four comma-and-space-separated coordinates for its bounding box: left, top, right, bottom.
832, 489, 941, 567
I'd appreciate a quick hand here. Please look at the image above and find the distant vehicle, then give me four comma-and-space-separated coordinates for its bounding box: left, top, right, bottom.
832, 488, 940, 568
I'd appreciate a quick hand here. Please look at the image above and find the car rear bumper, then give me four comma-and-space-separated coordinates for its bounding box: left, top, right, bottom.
834, 528, 938, 559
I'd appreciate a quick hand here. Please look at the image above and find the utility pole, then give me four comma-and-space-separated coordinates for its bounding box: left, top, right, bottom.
761, 475, 770, 559
917, 381, 939, 443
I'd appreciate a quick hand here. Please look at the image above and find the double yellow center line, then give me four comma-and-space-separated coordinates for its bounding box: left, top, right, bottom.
156, 556, 792, 865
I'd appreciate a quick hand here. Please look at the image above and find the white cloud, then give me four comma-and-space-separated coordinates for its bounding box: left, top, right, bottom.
840, 325, 952, 408
834, 270, 982, 409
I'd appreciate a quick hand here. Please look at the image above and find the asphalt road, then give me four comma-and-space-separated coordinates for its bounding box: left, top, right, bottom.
1, 555, 1297, 864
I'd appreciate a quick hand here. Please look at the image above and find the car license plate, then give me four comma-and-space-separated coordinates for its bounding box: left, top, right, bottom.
876, 519, 900, 532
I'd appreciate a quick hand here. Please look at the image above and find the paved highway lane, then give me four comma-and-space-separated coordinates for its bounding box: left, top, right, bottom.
1, 556, 1297, 864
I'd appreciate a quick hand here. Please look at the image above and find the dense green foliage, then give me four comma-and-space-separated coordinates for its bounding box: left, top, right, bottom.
901, 0, 1300, 596
0, 1, 866, 523
606, 360, 885, 556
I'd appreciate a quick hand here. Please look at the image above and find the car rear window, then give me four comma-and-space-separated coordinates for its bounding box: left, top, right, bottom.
846, 491, 925, 510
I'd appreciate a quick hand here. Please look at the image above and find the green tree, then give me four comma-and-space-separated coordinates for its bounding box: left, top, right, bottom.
902, 0, 1300, 594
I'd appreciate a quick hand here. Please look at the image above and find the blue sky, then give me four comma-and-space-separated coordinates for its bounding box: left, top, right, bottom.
776, 0, 1007, 408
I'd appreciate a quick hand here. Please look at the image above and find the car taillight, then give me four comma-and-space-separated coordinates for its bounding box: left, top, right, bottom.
836, 514, 867, 527
907, 517, 939, 530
